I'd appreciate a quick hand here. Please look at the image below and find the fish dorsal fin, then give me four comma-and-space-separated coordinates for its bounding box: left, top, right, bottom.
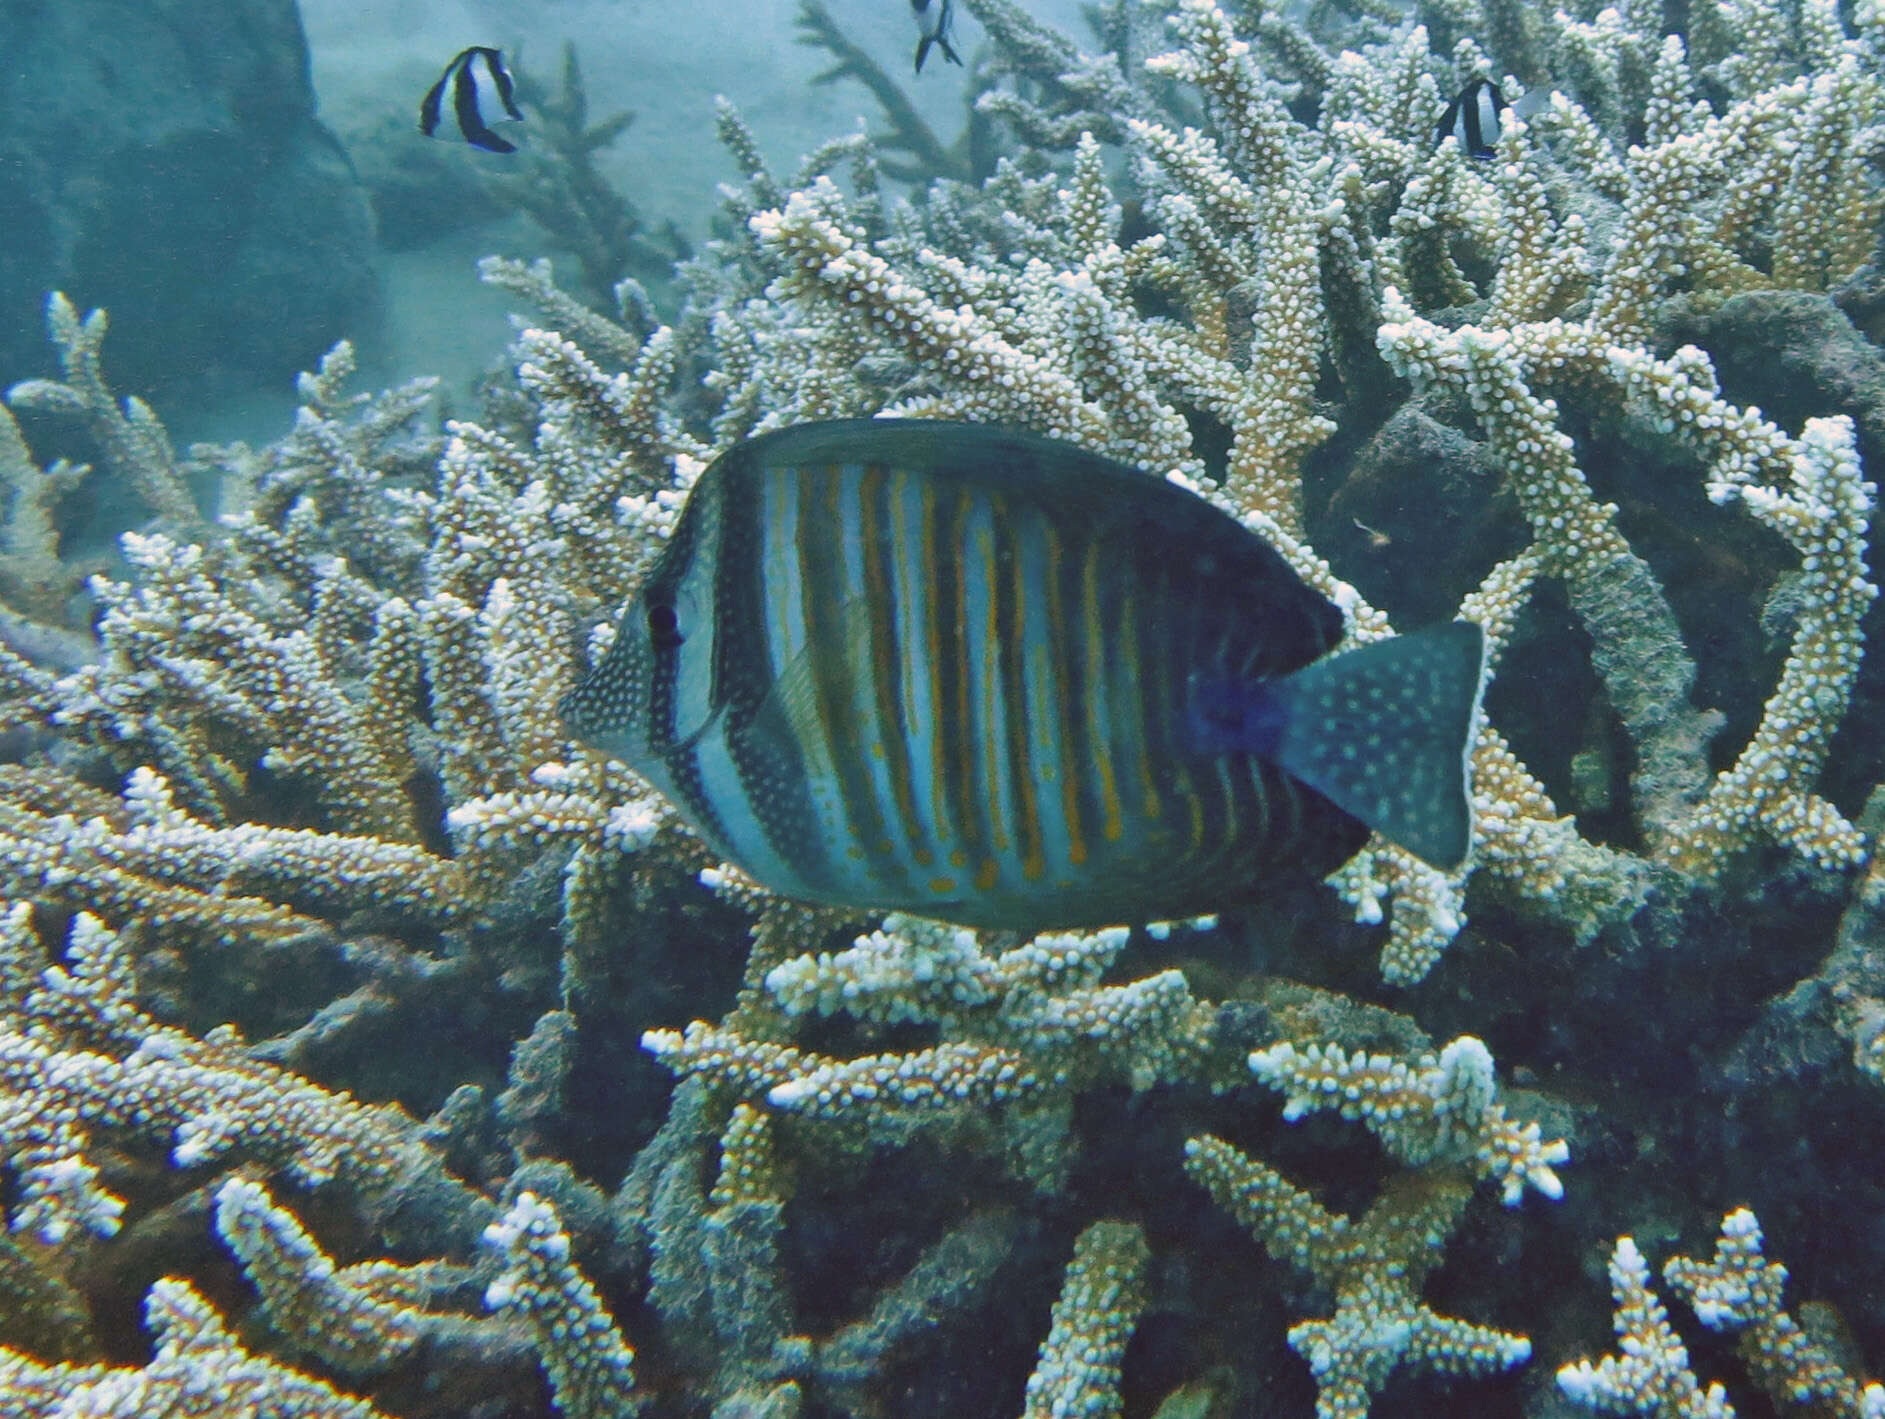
745, 598, 876, 782
1268, 621, 1486, 870
473, 47, 523, 122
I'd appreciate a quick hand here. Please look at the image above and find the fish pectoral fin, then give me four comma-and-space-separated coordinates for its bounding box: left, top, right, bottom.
748, 663, 831, 781
747, 598, 876, 782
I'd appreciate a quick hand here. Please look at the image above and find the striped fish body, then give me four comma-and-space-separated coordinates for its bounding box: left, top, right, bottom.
1437, 77, 1507, 159
419, 47, 524, 153
561, 420, 1480, 931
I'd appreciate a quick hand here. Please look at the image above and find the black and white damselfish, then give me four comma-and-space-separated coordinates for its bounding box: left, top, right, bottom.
911, 0, 961, 72
1436, 77, 1507, 159
560, 420, 1485, 931
420, 46, 524, 153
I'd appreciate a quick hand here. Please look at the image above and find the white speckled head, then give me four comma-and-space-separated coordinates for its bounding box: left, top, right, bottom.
558, 598, 660, 774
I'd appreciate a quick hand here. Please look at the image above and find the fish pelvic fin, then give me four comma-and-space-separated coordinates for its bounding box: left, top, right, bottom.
1268, 621, 1486, 870
463, 125, 518, 154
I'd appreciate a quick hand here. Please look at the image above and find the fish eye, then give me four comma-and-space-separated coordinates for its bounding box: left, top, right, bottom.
647, 600, 684, 651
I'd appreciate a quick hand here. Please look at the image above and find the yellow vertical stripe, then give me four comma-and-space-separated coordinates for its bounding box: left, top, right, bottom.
974, 495, 1011, 864
888, 467, 938, 868
1082, 535, 1124, 843
791, 466, 843, 851
1002, 506, 1045, 883
1246, 751, 1272, 848
941, 488, 981, 873
1120, 565, 1162, 824
836, 463, 896, 872
801, 465, 872, 866
1170, 591, 1207, 857
918, 477, 955, 861
861, 464, 921, 864
1043, 520, 1086, 868
1145, 568, 1203, 855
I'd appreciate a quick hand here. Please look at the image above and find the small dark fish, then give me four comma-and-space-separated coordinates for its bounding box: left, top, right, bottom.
561, 420, 1485, 931
420, 46, 523, 153
911, 0, 961, 72
1437, 77, 1507, 159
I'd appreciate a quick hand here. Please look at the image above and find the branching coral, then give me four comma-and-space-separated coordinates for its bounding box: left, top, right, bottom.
1186, 1035, 1562, 1417
1020, 1219, 1150, 1419
0, 403, 93, 633
484, 1191, 639, 1419
646, 912, 1223, 1189
214, 1176, 432, 1375
0, 0, 1880, 1416
5, 294, 196, 526
713, 0, 1882, 982
1560, 1212, 1885, 1419
0, 1278, 397, 1419
0, 904, 444, 1245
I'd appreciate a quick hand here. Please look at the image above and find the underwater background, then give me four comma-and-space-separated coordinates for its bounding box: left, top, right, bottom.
0, 0, 1883, 1417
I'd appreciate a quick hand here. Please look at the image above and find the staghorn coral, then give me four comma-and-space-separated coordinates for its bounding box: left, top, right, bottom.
1247, 1034, 1568, 1205
1184, 1142, 1524, 1419
0, 1278, 398, 1419
213, 1175, 434, 1376
1019, 1218, 1150, 1419
483, 1191, 639, 1419
1185, 1034, 1561, 1419
794, 0, 977, 184
0, 904, 454, 1246
0, 401, 94, 635
644, 913, 1225, 1196
5, 294, 196, 527
1560, 1210, 1885, 1419
0, 0, 1881, 1416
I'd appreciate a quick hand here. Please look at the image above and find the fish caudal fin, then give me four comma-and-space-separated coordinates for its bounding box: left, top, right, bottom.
1270, 621, 1485, 870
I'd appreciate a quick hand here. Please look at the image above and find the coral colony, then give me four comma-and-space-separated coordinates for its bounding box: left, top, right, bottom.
0, 0, 1883, 1417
